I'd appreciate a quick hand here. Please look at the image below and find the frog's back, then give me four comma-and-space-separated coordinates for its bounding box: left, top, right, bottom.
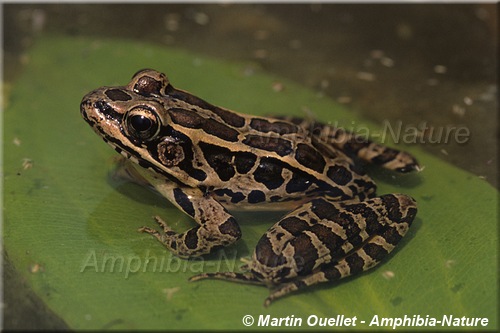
159, 91, 375, 200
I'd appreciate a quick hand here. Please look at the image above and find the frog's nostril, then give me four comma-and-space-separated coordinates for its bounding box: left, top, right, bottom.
80, 98, 92, 117
94, 100, 113, 114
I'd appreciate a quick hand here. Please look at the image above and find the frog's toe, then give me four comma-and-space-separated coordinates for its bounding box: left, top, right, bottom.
138, 218, 175, 239
190, 271, 265, 285
152, 215, 176, 234
153, 215, 168, 227
188, 272, 232, 282
138, 226, 163, 242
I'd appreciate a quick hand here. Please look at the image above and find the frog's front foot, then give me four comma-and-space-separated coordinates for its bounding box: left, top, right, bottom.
138, 215, 176, 244
139, 213, 241, 258
138, 215, 203, 258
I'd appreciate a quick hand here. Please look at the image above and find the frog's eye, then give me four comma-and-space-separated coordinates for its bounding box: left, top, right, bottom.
130, 69, 169, 97
124, 106, 161, 141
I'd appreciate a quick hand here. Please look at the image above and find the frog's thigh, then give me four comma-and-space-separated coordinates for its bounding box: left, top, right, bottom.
264, 233, 395, 306
141, 186, 241, 258
265, 194, 416, 306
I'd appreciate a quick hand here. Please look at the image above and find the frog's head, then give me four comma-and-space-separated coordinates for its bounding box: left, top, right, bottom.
80, 69, 197, 185
81, 69, 168, 141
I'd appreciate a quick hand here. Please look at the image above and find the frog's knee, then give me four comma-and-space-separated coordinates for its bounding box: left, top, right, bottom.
217, 216, 242, 241
381, 194, 417, 223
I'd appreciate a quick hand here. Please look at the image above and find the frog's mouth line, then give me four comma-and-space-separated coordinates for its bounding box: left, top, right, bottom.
99, 126, 190, 188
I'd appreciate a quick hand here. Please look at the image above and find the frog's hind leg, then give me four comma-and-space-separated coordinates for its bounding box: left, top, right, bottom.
318, 124, 419, 173
264, 234, 401, 306
189, 271, 265, 286
264, 194, 417, 306
291, 118, 419, 173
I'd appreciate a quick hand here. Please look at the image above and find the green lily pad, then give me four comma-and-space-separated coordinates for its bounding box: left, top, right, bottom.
4, 36, 498, 330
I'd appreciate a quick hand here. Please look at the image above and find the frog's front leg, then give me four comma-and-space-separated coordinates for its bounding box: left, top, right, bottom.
139, 184, 241, 258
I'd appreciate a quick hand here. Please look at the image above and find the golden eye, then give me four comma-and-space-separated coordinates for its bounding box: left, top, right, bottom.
124, 106, 160, 141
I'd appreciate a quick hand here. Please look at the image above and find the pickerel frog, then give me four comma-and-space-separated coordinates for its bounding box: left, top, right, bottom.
81, 69, 418, 306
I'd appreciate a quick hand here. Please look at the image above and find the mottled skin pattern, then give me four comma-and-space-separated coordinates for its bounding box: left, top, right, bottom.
81, 69, 419, 306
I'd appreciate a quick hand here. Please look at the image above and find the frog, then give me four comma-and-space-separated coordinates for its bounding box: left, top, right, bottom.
80, 69, 419, 306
